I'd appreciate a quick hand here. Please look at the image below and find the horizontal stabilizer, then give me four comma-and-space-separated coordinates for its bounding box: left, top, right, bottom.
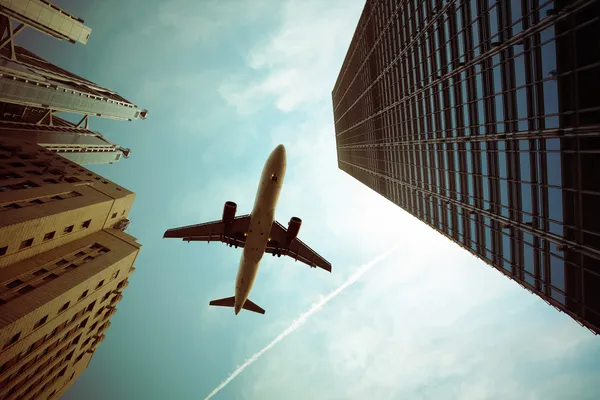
208, 296, 265, 315
209, 296, 236, 307
242, 299, 265, 314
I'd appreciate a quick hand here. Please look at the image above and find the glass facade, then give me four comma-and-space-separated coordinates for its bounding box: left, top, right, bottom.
333, 0, 600, 334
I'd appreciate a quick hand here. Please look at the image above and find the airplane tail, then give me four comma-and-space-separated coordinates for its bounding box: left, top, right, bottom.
209, 296, 266, 315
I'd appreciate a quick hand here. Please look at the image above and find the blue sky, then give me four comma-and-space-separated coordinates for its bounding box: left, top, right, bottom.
17, 0, 600, 399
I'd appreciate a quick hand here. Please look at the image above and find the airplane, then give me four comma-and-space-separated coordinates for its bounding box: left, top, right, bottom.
163, 144, 332, 315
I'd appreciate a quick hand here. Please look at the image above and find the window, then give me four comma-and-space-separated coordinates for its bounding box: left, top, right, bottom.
3, 203, 20, 209
43, 273, 58, 282
9, 162, 25, 167
79, 290, 88, 300
75, 251, 86, 257
72, 334, 82, 345
51, 195, 63, 200
59, 301, 70, 313
64, 177, 80, 183
56, 259, 68, 266
25, 170, 42, 176
30, 199, 44, 204
111, 212, 117, 219
0, 171, 21, 179
65, 264, 78, 271
101, 292, 110, 302
43, 231, 55, 241
112, 270, 120, 279
86, 301, 96, 312
17, 285, 34, 295
88, 322, 98, 332
7, 279, 23, 288
63, 225, 74, 234
33, 268, 48, 276
0, 246, 7, 256
19, 238, 33, 249
3, 332, 20, 349
82, 219, 91, 228
96, 280, 104, 289
36, 315, 48, 328
122, 210, 126, 215
84, 256, 94, 263
43, 178, 59, 184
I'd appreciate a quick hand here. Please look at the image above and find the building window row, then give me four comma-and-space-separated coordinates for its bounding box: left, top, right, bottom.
0, 190, 82, 214
0, 243, 110, 306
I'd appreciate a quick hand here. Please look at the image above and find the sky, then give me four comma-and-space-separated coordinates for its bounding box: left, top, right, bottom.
15, 0, 600, 399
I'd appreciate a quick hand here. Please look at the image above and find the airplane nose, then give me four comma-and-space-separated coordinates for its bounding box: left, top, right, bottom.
275, 144, 286, 159
234, 305, 241, 315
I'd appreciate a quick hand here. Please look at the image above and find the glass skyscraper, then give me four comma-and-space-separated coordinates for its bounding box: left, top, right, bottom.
333, 0, 600, 334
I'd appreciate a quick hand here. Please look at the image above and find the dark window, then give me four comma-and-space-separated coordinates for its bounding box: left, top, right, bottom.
84, 256, 94, 263
43, 178, 59, 184
3, 203, 21, 209
3, 332, 20, 349
111, 212, 117, 218
9, 162, 25, 167
122, 210, 126, 215
51, 195, 63, 200
69, 191, 82, 197
25, 170, 42, 176
86, 301, 96, 312
43, 231, 55, 241
7, 279, 23, 288
65, 264, 78, 271
0, 172, 21, 179
72, 334, 82, 345
0, 246, 7, 256
63, 225, 74, 234
112, 270, 120, 279
19, 238, 33, 249
30, 199, 44, 204
79, 290, 88, 300
43, 273, 58, 282
59, 301, 70, 313
17, 285, 34, 295
35, 315, 48, 328
55, 259, 68, 266
75, 251, 86, 257
64, 177, 80, 183
101, 292, 110, 302
96, 280, 104, 289
81, 219, 91, 228
33, 268, 48, 276
18, 154, 33, 160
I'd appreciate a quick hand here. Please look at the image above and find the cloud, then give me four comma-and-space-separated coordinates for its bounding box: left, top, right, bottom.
218, 0, 365, 115
203, 246, 399, 400
195, 0, 600, 399
150, 0, 277, 45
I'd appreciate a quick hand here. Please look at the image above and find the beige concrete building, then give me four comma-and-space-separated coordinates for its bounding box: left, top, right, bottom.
0, 134, 140, 399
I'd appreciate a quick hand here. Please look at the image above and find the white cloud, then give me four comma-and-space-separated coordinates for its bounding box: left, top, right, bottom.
198, 0, 600, 399
151, 0, 276, 45
219, 0, 365, 115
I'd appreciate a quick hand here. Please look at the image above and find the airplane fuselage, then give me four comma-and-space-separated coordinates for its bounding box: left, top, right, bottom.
234, 144, 286, 314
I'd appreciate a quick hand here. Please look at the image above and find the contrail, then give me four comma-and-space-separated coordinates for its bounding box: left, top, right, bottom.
203, 245, 400, 400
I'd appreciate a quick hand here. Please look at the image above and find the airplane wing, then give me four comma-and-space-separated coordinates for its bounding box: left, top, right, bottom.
163, 214, 251, 247
266, 221, 332, 272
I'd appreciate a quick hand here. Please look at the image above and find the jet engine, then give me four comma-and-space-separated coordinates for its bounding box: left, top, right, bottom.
222, 201, 237, 224
286, 216, 302, 242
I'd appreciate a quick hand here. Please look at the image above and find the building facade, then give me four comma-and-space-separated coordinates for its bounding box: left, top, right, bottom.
332, 0, 600, 334
0, 103, 131, 165
0, 135, 139, 399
